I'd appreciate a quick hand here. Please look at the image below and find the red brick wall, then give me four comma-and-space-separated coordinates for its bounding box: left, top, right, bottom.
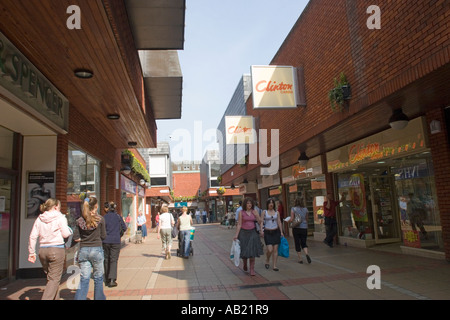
246, 0, 449, 158
426, 107, 450, 260
56, 106, 119, 211
172, 172, 201, 198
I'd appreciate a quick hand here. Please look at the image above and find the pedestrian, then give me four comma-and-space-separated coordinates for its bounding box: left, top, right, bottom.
103, 201, 127, 288
155, 212, 160, 232
202, 209, 207, 224
290, 197, 311, 264
233, 198, 264, 276
176, 206, 193, 259
195, 209, 201, 224
262, 198, 284, 271
157, 204, 174, 259
323, 191, 347, 248
137, 211, 147, 242
73, 196, 107, 300
28, 198, 72, 300
235, 201, 243, 225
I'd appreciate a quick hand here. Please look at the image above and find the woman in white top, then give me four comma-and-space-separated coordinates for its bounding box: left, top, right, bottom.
262, 198, 284, 271
176, 206, 193, 259
157, 204, 174, 259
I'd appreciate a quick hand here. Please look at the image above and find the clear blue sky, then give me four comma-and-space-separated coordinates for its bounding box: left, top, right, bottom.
156, 0, 310, 161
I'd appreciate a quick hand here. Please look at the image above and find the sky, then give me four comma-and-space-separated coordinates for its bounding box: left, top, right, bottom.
156, 0, 310, 161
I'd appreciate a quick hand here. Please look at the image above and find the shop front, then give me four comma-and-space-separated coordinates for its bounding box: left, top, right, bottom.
282, 156, 327, 237
326, 117, 444, 257
121, 175, 137, 240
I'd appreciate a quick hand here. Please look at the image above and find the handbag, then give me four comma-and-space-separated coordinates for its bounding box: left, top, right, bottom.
289, 208, 302, 228
278, 236, 289, 258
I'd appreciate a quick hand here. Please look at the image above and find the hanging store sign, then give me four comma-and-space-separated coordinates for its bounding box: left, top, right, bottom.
225, 116, 256, 144
327, 117, 428, 172
0, 32, 69, 132
251, 65, 303, 109
121, 175, 137, 194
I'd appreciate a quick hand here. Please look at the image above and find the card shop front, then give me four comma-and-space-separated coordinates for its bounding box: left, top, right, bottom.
326, 117, 444, 257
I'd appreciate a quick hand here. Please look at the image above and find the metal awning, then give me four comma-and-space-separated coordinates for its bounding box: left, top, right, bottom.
125, 0, 186, 50
139, 50, 183, 119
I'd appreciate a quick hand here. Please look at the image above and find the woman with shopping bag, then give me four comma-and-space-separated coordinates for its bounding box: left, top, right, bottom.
290, 197, 311, 264
233, 198, 264, 276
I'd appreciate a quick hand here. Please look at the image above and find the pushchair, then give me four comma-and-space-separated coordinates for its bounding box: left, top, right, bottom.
177, 228, 194, 257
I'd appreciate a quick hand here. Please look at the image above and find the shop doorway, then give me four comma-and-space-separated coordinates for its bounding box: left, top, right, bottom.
369, 175, 401, 243
0, 177, 12, 283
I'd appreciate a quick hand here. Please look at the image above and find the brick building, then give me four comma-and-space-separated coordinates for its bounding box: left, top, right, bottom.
219, 1, 450, 260
0, 1, 185, 281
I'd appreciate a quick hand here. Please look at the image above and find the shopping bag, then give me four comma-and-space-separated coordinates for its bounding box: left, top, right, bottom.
278, 236, 289, 258
230, 240, 241, 267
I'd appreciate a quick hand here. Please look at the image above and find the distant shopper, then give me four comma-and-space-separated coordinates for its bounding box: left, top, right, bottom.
103, 202, 127, 288
233, 198, 264, 276
408, 193, 428, 238
323, 192, 347, 248
137, 211, 147, 242
73, 196, 107, 300
28, 198, 72, 300
290, 197, 311, 264
262, 198, 284, 271
157, 204, 174, 259
176, 206, 193, 259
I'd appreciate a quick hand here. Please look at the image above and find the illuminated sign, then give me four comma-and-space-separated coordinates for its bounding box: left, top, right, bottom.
327, 117, 428, 172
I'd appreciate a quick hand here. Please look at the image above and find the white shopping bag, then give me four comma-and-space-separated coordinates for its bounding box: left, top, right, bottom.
231, 240, 240, 267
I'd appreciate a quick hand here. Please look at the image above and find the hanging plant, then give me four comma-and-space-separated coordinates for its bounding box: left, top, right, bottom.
328, 72, 351, 112
217, 187, 226, 195
121, 150, 150, 182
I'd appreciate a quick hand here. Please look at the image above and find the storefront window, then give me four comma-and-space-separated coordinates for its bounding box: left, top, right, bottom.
0, 125, 14, 169
337, 173, 374, 239
287, 176, 327, 233
67, 146, 100, 230
392, 152, 443, 251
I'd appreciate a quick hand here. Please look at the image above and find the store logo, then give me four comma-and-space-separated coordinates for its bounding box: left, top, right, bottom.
255, 80, 294, 94
67, 5, 81, 30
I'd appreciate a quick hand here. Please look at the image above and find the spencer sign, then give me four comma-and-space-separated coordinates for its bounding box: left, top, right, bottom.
251, 65, 300, 109
0, 32, 69, 132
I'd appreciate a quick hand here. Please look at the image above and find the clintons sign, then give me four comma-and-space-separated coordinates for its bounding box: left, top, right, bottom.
251, 65, 305, 109
225, 116, 256, 144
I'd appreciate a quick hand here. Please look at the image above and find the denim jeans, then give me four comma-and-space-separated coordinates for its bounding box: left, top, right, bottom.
180, 230, 191, 257
74, 246, 106, 300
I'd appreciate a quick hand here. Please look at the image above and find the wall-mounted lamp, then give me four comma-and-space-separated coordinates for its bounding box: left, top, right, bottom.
298, 151, 309, 166
231, 183, 235, 189
120, 165, 131, 175
140, 179, 146, 186
74, 69, 94, 79
145, 182, 151, 188
243, 178, 248, 184
430, 120, 441, 134
389, 108, 409, 130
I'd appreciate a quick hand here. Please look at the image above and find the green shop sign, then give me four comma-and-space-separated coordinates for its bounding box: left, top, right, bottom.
0, 32, 69, 132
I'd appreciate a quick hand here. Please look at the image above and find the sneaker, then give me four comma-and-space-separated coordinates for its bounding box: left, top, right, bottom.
306, 255, 311, 264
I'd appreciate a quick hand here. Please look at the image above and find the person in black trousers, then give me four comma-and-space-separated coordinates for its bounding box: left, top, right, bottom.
102, 202, 127, 287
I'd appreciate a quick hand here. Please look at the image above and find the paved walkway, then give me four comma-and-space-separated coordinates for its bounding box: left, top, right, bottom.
1, 223, 450, 300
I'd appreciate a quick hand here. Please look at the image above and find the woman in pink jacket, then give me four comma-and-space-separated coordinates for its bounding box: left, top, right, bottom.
28, 198, 72, 300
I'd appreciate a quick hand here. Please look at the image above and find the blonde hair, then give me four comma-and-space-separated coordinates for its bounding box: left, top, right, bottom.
181, 206, 188, 213
160, 204, 169, 213
40, 198, 60, 213
82, 196, 101, 228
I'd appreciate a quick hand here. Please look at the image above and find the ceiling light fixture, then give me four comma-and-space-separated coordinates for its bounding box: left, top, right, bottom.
107, 114, 120, 120
74, 69, 94, 79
